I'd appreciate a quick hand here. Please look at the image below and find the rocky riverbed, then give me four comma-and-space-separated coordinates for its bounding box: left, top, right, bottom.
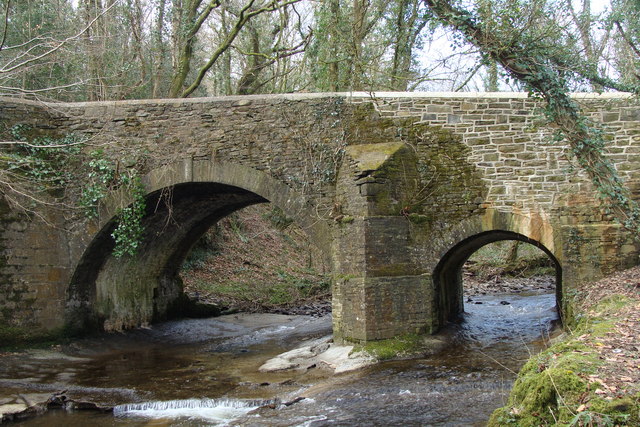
1, 274, 561, 425
464, 273, 556, 296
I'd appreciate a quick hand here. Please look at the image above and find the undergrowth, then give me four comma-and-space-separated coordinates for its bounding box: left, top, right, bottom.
180, 205, 330, 312
465, 240, 555, 281
488, 293, 640, 426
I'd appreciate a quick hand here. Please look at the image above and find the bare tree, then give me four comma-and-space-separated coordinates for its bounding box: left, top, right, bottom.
166, 0, 302, 98
0, 0, 120, 99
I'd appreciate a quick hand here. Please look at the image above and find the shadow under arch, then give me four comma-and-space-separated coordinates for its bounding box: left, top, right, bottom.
433, 230, 562, 329
66, 160, 331, 333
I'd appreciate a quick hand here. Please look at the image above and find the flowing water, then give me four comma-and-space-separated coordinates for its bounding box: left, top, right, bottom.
1, 291, 559, 426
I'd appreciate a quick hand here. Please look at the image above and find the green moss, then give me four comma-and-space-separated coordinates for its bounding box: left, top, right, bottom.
593, 294, 632, 314
0, 324, 68, 351
337, 215, 354, 224
571, 294, 632, 337
354, 333, 424, 360
489, 293, 637, 426
488, 345, 596, 426
407, 213, 431, 224
345, 142, 407, 171
586, 395, 640, 425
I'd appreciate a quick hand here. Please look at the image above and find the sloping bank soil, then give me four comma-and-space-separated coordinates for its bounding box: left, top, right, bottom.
489, 266, 640, 426
180, 205, 331, 316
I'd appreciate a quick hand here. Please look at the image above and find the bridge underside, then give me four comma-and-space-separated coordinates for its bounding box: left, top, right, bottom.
433, 230, 563, 326
67, 182, 266, 332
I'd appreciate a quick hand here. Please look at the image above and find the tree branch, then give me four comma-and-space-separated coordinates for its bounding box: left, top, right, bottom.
0, 0, 10, 52
180, 0, 301, 98
0, 0, 120, 75
614, 20, 640, 59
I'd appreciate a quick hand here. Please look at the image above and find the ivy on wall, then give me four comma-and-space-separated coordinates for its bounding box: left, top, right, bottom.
2, 125, 147, 258
425, 0, 640, 237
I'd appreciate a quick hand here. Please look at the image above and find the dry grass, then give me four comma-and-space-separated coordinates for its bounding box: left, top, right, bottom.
573, 266, 640, 399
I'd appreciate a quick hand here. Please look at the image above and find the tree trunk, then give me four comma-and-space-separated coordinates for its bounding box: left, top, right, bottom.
328, 0, 341, 91
152, 0, 168, 98
83, 0, 106, 101
504, 240, 520, 267
349, 0, 367, 90
168, 0, 204, 98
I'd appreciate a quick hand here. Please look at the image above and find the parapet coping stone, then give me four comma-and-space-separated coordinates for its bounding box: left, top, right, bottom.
0, 92, 634, 109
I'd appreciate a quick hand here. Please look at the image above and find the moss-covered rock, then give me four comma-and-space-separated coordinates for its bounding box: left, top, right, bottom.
488, 293, 639, 426
353, 333, 446, 361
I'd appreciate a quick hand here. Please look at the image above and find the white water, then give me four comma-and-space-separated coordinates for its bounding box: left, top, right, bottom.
113, 398, 277, 424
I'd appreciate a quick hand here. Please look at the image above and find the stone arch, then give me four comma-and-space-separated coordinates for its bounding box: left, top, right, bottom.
431, 209, 562, 328
66, 159, 330, 332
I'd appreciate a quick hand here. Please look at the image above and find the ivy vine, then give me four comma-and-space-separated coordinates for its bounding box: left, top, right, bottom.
79, 150, 148, 258
6, 123, 84, 192
3, 125, 147, 257
426, 0, 640, 236
110, 174, 146, 258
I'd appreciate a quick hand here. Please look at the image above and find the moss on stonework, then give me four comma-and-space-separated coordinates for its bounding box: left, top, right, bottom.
346, 104, 420, 146
337, 215, 354, 224
353, 333, 424, 360
345, 142, 407, 172
352, 333, 445, 361
0, 324, 68, 350
343, 103, 487, 221
407, 213, 431, 224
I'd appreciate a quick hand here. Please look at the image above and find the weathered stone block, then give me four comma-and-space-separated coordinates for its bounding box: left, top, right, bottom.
498, 144, 524, 153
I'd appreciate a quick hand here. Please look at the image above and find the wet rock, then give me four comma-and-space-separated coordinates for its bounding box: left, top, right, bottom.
0, 403, 29, 422
272, 301, 332, 317
464, 274, 556, 297
259, 336, 374, 374
64, 399, 112, 412
184, 301, 222, 318
282, 397, 306, 407
500, 301, 510, 305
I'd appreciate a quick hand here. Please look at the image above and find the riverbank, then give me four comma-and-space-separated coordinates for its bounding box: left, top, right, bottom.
489, 266, 640, 426
180, 205, 332, 316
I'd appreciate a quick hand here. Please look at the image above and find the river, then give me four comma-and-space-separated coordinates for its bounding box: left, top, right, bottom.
1, 290, 559, 426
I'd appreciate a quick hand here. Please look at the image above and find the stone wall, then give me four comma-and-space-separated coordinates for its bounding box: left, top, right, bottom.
0, 100, 72, 339
0, 93, 639, 343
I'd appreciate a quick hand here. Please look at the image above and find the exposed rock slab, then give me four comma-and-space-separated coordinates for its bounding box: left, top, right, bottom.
259, 336, 375, 374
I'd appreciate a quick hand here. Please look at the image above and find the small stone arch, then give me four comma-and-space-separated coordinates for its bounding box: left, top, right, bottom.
431, 209, 562, 329
66, 159, 331, 332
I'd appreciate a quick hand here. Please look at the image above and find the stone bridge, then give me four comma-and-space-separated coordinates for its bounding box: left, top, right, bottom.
1, 92, 639, 343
